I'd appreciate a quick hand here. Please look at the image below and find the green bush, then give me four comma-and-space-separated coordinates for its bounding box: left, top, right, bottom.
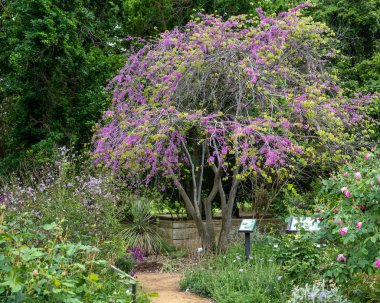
0, 150, 129, 261
0, 215, 149, 303
314, 151, 380, 301
273, 232, 325, 283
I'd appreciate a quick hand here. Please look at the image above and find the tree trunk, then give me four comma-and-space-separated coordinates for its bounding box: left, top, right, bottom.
218, 176, 240, 252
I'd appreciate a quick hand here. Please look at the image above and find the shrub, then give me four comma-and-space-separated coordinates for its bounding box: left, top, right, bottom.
314, 151, 380, 301
0, 214, 149, 303
121, 198, 163, 255
274, 232, 324, 283
115, 248, 145, 275
0, 149, 128, 260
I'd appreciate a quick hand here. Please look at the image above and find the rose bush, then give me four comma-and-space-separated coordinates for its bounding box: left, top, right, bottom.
314, 151, 379, 301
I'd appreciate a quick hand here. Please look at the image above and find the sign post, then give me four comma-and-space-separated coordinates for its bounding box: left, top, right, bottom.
286, 217, 320, 233
238, 219, 256, 260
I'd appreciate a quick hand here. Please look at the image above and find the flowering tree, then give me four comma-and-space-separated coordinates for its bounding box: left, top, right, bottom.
93, 4, 374, 251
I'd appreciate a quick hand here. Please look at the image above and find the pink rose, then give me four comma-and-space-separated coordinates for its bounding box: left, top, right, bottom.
354, 172, 361, 179
356, 222, 362, 229
375, 259, 380, 268
344, 191, 351, 198
337, 254, 347, 263
334, 218, 343, 225
339, 227, 348, 235
365, 153, 371, 160
341, 187, 348, 193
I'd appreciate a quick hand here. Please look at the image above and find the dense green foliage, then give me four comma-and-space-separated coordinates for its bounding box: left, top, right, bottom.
1, 0, 378, 175
314, 152, 380, 302
0, 216, 148, 302
311, 0, 380, 92
0, 0, 126, 172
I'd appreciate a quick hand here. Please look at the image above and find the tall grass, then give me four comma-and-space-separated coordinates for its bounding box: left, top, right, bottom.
180, 243, 291, 303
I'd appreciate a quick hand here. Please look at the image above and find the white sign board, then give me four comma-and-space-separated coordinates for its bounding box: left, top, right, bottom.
286, 217, 320, 232
238, 219, 256, 232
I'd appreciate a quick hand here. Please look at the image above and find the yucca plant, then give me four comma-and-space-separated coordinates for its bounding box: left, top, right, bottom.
121, 198, 163, 255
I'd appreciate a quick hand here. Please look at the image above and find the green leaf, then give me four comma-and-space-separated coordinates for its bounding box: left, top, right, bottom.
42, 223, 57, 231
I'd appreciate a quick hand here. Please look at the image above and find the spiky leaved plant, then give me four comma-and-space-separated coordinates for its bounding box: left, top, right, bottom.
121, 198, 163, 255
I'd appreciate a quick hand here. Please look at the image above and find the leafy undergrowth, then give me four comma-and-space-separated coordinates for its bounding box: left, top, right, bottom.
180, 243, 291, 303
0, 214, 150, 303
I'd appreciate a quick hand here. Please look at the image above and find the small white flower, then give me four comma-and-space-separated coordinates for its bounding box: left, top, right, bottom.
274, 244, 278, 248
197, 247, 203, 253
239, 268, 244, 273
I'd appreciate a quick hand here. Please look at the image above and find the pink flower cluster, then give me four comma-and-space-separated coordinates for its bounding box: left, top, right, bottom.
340, 187, 351, 198
339, 227, 348, 235
337, 254, 347, 263
375, 259, 380, 268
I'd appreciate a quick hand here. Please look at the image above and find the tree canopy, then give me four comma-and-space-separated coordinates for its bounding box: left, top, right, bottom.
93, 4, 376, 250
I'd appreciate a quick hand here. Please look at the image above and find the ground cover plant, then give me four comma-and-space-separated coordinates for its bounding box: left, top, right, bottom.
180, 242, 292, 303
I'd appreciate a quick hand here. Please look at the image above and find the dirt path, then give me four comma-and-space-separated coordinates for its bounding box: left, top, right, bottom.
136, 272, 212, 303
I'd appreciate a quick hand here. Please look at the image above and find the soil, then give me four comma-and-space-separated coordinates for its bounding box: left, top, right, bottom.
136, 272, 212, 303
135, 253, 213, 303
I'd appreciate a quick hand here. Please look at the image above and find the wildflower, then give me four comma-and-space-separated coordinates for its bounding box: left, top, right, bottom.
319, 291, 327, 298
236, 255, 241, 260
32, 270, 39, 276
343, 172, 349, 177
273, 244, 278, 248
197, 247, 203, 253
239, 268, 244, 273
344, 191, 351, 198
333, 208, 339, 213
339, 227, 348, 235
354, 172, 361, 179
340, 187, 348, 193
365, 153, 371, 160
337, 254, 347, 263
356, 222, 362, 229
277, 275, 283, 280
375, 259, 380, 268
358, 204, 365, 211
308, 293, 317, 299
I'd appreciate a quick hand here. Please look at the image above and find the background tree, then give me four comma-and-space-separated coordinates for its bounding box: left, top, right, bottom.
310, 0, 380, 92
0, 0, 127, 173
93, 5, 375, 251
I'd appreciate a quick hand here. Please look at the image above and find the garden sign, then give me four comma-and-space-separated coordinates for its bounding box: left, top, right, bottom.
238, 219, 257, 260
